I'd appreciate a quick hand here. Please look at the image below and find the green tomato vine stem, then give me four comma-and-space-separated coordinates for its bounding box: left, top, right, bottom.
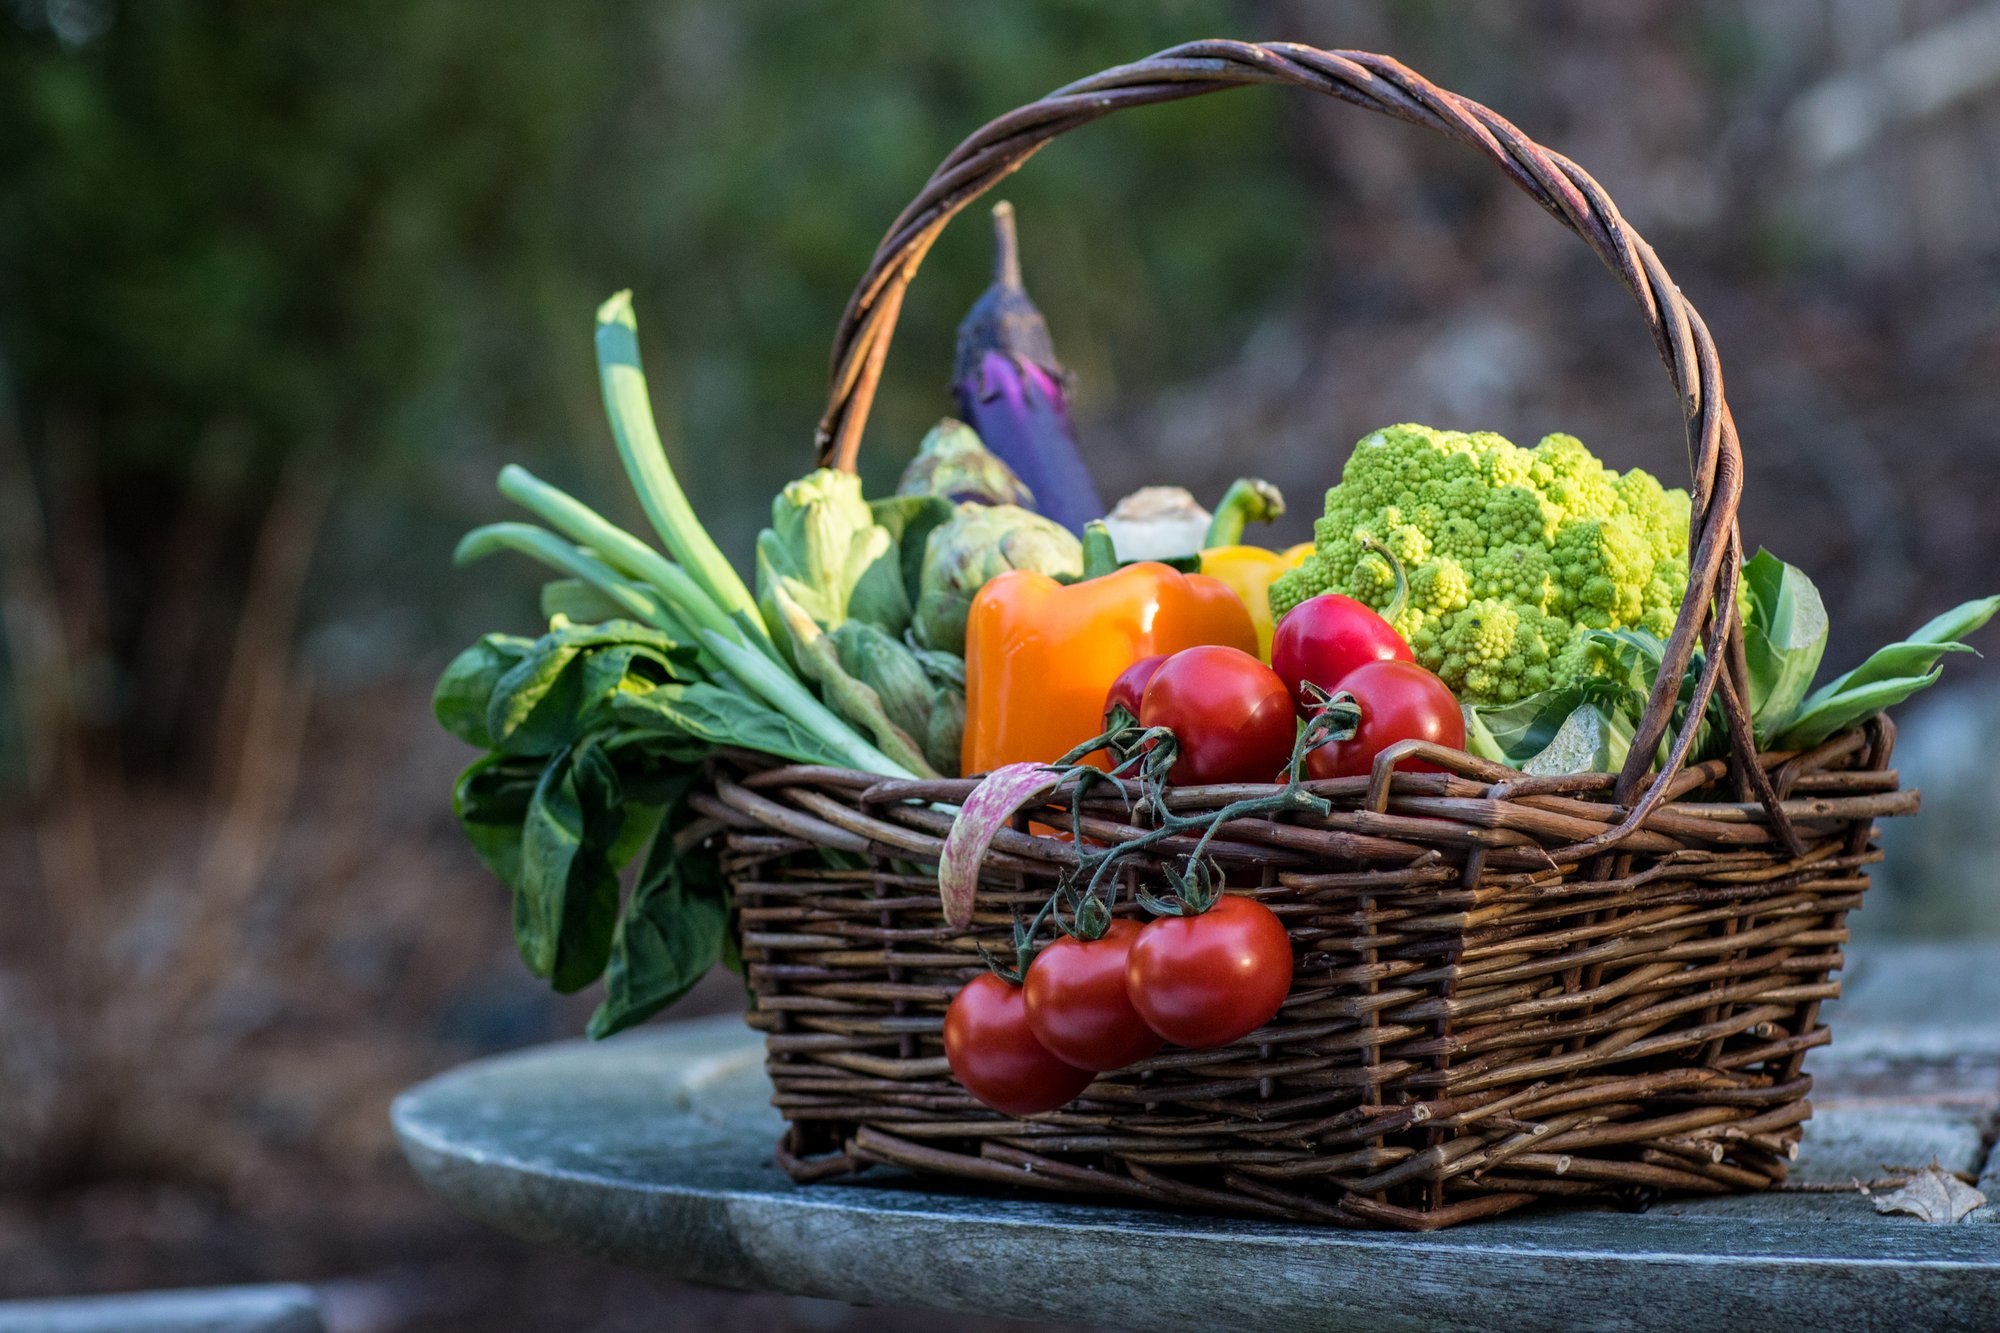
980, 697, 1352, 981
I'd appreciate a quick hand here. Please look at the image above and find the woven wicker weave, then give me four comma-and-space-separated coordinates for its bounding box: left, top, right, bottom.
706, 41, 1917, 1230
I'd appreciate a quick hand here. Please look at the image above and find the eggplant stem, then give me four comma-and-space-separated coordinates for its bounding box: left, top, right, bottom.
991, 201, 1022, 289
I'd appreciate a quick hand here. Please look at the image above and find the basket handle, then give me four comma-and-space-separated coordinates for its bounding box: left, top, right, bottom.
813, 40, 1789, 849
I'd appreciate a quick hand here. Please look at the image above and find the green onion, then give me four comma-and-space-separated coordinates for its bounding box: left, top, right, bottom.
453, 522, 694, 640
594, 292, 775, 657
496, 464, 736, 644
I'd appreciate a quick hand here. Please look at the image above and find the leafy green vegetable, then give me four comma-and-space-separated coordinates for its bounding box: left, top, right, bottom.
756, 466, 913, 666
1741, 549, 1829, 747
695, 627, 913, 776
435, 634, 535, 749
589, 776, 731, 1040
440, 295, 934, 1037
450, 752, 544, 889
1775, 594, 2000, 749
484, 620, 693, 755
518, 739, 625, 990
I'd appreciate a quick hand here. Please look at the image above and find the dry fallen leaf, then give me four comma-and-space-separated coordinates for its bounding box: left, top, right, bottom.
1870, 1165, 1987, 1223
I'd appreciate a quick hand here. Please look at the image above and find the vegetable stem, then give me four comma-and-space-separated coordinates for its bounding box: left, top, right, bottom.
496, 464, 736, 643
1203, 478, 1285, 548
453, 523, 696, 641
1080, 521, 1120, 580
594, 292, 775, 656
991, 200, 1022, 290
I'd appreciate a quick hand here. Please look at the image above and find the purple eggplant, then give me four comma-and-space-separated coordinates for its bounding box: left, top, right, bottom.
952, 202, 1104, 535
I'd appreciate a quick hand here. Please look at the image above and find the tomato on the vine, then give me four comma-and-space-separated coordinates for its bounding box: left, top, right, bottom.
943, 972, 1095, 1116
1024, 919, 1162, 1072
1103, 655, 1166, 731
1303, 659, 1464, 779
1125, 895, 1294, 1048
1139, 645, 1295, 785
1272, 593, 1413, 715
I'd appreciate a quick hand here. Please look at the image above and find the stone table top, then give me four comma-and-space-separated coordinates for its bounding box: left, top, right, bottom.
393, 941, 2000, 1333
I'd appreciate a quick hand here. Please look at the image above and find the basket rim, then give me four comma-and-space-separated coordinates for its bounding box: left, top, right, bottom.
707, 713, 1905, 878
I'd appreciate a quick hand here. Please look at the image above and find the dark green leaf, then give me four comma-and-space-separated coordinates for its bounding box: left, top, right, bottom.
434, 634, 536, 748
517, 739, 626, 990
486, 619, 696, 755
607, 801, 665, 869
606, 733, 712, 804
451, 752, 543, 889
588, 801, 729, 1039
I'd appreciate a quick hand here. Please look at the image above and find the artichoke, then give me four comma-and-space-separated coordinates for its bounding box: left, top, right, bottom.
756, 467, 911, 670
831, 621, 965, 776
897, 418, 1035, 508
913, 502, 1083, 655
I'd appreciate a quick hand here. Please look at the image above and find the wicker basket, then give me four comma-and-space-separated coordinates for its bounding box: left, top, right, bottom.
699, 41, 1919, 1231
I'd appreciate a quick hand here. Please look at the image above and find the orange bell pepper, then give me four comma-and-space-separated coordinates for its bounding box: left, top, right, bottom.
962, 541, 1258, 774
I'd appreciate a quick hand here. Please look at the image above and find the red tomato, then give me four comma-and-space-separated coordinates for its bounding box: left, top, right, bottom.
943, 972, 1095, 1116
1304, 659, 1465, 779
1126, 895, 1294, 1049
1023, 920, 1163, 1072
1139, 646, 1295, 785
1272, 594, 1413, 715
1103, 654, 1167, 730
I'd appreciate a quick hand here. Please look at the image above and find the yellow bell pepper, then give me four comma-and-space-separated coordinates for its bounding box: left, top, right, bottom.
1195, 480, 1311, 659
1201, 542, 1312, 659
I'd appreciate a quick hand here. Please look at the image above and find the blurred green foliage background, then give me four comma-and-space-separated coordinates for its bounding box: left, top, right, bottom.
1, 1, 1314, 772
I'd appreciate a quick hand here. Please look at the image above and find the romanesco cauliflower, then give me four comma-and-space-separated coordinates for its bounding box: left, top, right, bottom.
1270, 424, 1692, 705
